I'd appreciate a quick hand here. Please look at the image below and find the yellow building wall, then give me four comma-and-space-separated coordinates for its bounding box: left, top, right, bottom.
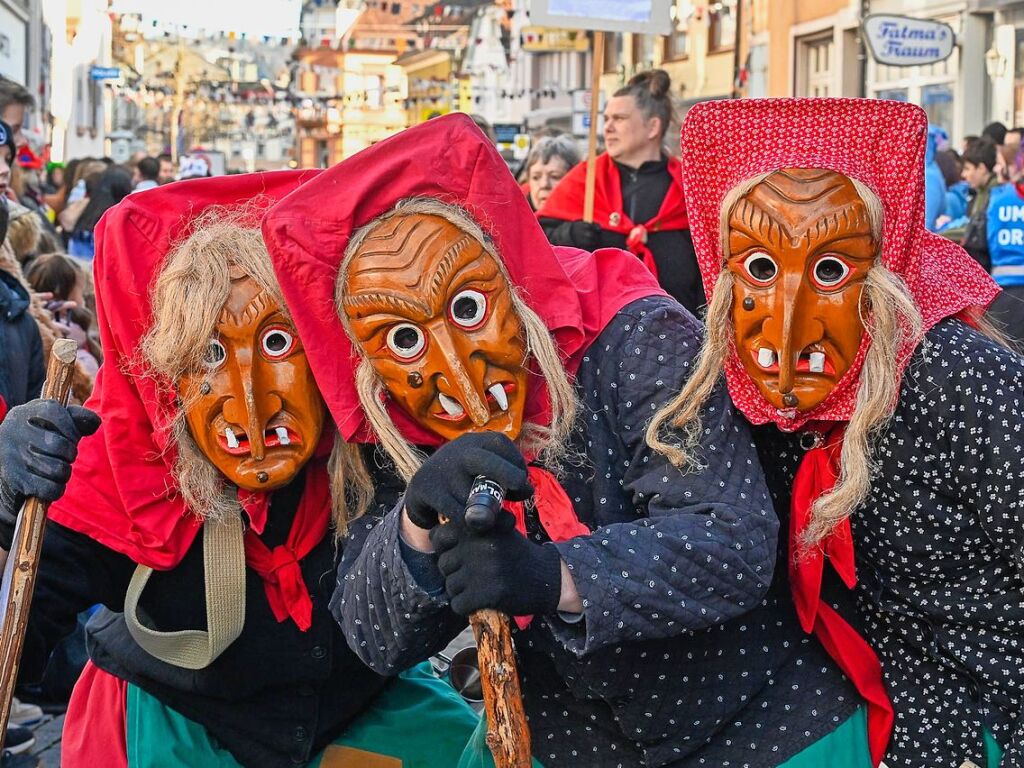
401, 54, 454, 126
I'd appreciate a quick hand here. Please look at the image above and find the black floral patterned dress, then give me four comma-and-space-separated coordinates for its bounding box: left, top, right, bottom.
753, 319, 1024, 768
335, 296, 861, 767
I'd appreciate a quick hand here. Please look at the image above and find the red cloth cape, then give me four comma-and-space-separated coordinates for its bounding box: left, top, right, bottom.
262, 113, 666, 448
536, 152, 689, 277
679, 98, 998, 432
48, 170, 320, 569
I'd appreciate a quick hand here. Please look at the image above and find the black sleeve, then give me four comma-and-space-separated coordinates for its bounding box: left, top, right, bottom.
19, 520, 136, 682
538, 216, 579, 247
549, 299, 779, 656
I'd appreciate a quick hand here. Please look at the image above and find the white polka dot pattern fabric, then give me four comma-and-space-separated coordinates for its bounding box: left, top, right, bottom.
754, 319, 1024, 768
679, 98, 1000, 433
334, 297, 864, 766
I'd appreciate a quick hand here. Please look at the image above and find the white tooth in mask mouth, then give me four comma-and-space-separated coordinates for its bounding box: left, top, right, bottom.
275, 426, 290, 446
438, 392, 465, 417
808, 352, 826, 373
757, 347, 775, 368
488, 383, 508, 412
225, 428, 239, 449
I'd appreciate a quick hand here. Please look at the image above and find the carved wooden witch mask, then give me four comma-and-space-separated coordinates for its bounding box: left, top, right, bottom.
341, 213, 529, 442
177, 267, 326, 490
726, 169, 877, 414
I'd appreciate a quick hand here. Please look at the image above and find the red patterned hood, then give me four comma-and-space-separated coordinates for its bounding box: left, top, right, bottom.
680, 97, 998, 430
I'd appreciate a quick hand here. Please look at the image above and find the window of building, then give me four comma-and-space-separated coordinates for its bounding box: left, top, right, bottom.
633, 34, 655, 71
603, 33, 623, 74
708, 0, 737, 53
664, 17, 689, 61
797, 33, 833, 97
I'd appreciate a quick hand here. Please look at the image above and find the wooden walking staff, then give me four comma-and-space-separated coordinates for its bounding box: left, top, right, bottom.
0, 339, 80, 746
583, 30, 606, 224
456, 477, 532, 768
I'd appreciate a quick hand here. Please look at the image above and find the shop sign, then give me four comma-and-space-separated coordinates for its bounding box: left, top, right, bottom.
863, 15, 955, 67
521, 27, 590, 53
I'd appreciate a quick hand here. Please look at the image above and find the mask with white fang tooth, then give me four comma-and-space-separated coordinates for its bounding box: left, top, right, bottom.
340, 212, 530, 442
725, 168, 875, 413
177, 269, 326, 491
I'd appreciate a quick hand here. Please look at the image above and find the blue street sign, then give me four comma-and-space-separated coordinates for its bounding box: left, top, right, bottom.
90, 66, 122, 81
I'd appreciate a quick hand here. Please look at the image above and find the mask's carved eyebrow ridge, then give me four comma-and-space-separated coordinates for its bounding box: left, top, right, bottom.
219, 289, 273, 327
730, 197, 784, 248
803, 203, 872, 249
341, 290, 431, 319
428, 234, 472, 306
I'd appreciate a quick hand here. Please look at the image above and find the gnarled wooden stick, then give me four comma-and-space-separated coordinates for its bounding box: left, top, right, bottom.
0, 339, 79, 747
469, 608, 531, 768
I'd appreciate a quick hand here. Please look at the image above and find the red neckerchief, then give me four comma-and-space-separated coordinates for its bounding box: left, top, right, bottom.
0, 394, 7, 422
789, 426, 893, 767
505, 465, 590, 630
537, 153, 689, 280
242, 460, 331, 632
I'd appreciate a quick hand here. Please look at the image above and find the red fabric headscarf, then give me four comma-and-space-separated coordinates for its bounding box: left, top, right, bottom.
681, 98, 998, 433
261, 113, 665, 448
537, 152, 688, 278
48, 170, 319, 570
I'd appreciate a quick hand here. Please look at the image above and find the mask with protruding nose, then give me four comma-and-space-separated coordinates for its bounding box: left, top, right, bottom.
177, 269, 325, 490
726, 168, 877, 415
341, 213, 529, 442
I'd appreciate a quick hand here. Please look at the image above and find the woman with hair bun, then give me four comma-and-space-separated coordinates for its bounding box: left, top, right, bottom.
538, 69, 701, 315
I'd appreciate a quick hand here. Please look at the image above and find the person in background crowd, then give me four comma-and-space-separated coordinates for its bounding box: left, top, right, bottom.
157, 153, 175, 184
537, 69, 701, 315
983, 121, 1007, 147
944, 136, 1000, 271
6, 199, 42, 269
983, 169, 1024, 344
935, 148, 969, 226
68, 166, 131, 261
925, 125, 948, 231
132, 156, 160, 192
519, 134, 580, 211
26, 253, 101, 375
0, 76, 33, 148
468, 113, 497, 145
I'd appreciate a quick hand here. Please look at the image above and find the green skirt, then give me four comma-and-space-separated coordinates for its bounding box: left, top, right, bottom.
778, 707, 1003, 768
126, 663, 501, 768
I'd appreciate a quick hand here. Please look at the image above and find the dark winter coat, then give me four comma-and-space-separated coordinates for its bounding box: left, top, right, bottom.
0, 268, 43, 409
22, 470, 396, 767
335, 296, 861, 767
752, 319, 1024, 768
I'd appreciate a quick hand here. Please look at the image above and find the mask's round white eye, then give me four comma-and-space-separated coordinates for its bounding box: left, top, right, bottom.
386, 323, 425, 360
204, 339, 226, 369
742, 252, 778, 284
813, 256, 850, 287
449, 289, 487, 329
261, 327, 295, 359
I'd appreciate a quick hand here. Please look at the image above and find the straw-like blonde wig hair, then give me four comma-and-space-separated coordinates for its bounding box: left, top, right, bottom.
647, 173, 924, 549
141, 203, 346, 530
332, 197, 580, 523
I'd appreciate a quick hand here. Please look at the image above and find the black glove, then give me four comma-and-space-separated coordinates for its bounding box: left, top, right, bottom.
0, 400, 101, 550
568, 220, 602, 251
431, 510, 563, 617
403, 432, 532, 531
